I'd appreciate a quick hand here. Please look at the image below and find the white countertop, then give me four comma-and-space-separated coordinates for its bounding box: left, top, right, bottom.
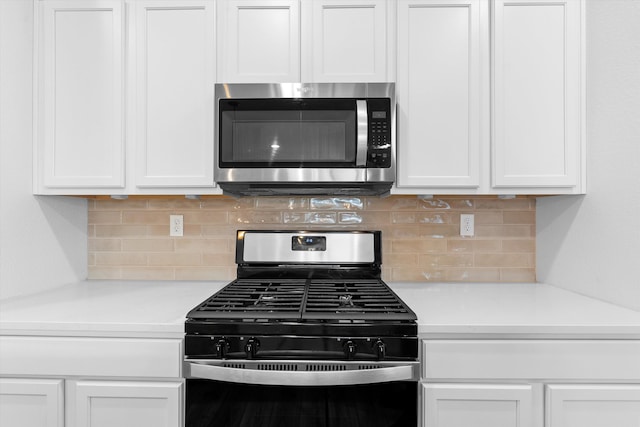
0, 281, 225, 338
1, 281, 640, 338
391, 283, 640, 338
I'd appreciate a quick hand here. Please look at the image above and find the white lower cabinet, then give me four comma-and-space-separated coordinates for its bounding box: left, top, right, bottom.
66, 380, 183, 427
0, 378, 64, 427
420, 339, 640, 427
422, 383, 533, 427
0, 378, 183, 427
546, 385, 640, 427
0, 336, 184, 427
423, 383, 640, 427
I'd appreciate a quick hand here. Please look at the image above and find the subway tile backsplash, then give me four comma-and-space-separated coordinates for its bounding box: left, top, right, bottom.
88, 195, 536, 282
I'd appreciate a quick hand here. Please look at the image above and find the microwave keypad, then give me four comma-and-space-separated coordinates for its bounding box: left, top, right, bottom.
372, 121, 388, 145
368, 119, 391, 167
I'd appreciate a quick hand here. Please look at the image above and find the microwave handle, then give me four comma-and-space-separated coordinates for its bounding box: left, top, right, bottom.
356, 100, 368, 167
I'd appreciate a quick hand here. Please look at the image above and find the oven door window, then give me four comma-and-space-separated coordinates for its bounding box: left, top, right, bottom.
186, 379, 416, 427
219, 99, 357, 168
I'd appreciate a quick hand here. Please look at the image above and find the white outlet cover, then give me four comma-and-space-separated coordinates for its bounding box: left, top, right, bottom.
460, 214, 474, 237
170, 214, 183, 237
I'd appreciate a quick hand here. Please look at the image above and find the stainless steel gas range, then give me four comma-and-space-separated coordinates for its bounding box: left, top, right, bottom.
184, 230, 418, 427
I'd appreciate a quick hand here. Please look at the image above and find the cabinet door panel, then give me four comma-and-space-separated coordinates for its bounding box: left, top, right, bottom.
0, 378, 64, 427
546, 385, 640, 427
303, 0, 389, 82
423, 383, 533, 427
218, 0, 300, 82
39, 0, 125, 188
492, 0, 582, 188
397, 0, 484, 188
67, 380, 182, 427
134, 1, 215, 187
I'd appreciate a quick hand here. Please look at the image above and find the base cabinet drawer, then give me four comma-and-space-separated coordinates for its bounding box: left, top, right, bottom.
422, 340, 640, 381
0, 336, 182, 378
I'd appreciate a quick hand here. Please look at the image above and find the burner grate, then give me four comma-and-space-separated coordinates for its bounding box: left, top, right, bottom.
187, 279, 414, 322
189, 280, 306, 319
303, 281, 414, 320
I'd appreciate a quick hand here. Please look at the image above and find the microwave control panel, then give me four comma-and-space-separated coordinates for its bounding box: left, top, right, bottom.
367, 99, 392, 168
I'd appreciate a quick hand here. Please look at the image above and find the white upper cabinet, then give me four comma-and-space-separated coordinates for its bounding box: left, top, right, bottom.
396, 0, 485, 190
132, 0, 215, 189
492, 0, 583, 190
301, 0, 392, 82
34, 0, 218, 195
217, 0, 392, 83
395, 0, 584, 195
32, 0, 584, 196
35, 0, 125, 190
217, 0, 300, 83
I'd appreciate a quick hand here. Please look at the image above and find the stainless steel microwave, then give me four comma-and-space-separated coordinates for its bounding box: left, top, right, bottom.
214, 83, 395, 196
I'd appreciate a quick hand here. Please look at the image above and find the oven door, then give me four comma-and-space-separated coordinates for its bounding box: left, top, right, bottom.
184, 359, 418, 427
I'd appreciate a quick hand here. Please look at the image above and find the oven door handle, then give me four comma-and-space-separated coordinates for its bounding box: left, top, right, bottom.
185, 362, 418, 386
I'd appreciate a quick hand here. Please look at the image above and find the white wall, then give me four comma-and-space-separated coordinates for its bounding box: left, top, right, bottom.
0, 0, 87, 300
537, 0, 640, 311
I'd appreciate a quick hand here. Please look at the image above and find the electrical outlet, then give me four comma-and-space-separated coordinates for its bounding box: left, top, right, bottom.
170, 214, 183, 237
460, 214, 474, 237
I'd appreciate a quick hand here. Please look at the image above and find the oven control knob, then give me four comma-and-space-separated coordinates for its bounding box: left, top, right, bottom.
373, 339, 386, 360
343, 340, 357, 360
245, 337, 260, 359
215, 338, 229, 359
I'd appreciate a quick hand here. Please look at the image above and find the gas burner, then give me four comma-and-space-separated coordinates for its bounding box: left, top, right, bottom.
338, 294, 354, 307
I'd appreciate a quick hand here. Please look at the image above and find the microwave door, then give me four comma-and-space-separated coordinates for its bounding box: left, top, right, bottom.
218, 99, 359, 169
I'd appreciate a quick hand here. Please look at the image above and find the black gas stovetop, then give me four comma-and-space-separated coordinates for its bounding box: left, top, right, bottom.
185, 231, 418, 362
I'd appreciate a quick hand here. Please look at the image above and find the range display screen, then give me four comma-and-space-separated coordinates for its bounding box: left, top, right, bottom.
292, 235, 326, 251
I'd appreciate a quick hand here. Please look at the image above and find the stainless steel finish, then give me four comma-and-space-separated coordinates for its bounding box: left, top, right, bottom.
185, 359, 419, 386
355, 100, 368, 167
214, 83, 396, 190
219, 168, 368, 183
216, 82, 389, 100
242, 231, 375, 264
